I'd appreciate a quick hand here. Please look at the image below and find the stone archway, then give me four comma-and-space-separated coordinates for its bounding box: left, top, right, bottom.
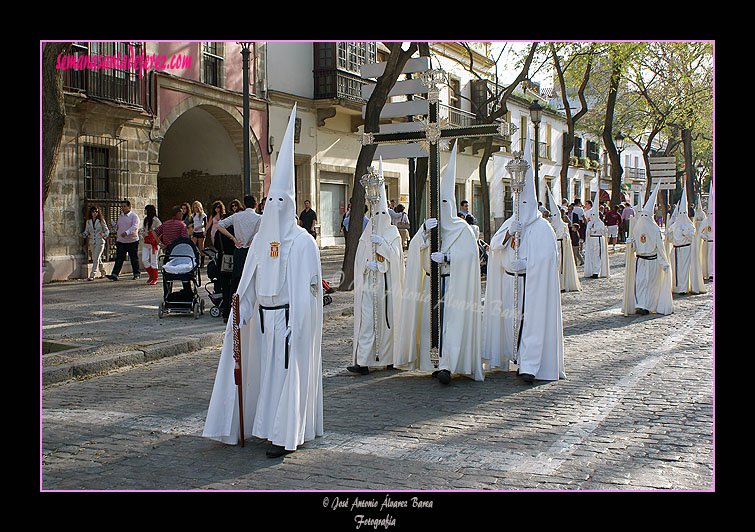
156, 98, 264, 222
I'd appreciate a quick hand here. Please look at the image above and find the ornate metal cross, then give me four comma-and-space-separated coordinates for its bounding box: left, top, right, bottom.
361, 68, 517, 365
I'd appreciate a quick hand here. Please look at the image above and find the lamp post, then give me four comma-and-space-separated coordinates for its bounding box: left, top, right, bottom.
529, 100, 543, 200
239, 42, 252, 197
505, 150, 530, 365
360, 166, 385, 363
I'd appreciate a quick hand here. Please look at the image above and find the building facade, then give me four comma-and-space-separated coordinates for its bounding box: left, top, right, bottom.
43, 40, 660, 282
43, 41, 269, 282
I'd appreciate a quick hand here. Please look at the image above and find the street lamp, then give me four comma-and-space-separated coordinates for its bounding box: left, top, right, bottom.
239, 42, 252, 197
614, 131, 625, 153
529, 100, 542, 199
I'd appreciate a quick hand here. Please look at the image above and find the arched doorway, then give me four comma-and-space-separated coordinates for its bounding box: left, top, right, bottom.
157, 100, 264, 224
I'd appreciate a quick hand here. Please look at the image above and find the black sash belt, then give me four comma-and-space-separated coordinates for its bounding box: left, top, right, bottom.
590, 234, 602, 259
259, 304, 290, 369
505, 270, 526, 350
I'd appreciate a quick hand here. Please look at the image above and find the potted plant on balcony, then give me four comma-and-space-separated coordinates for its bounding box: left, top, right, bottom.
580, 157, 591, 169
569, 155, 579, 167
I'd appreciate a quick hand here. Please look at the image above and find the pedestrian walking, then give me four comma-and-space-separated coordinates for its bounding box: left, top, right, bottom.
106, 199, 141, 281
81, 206, 110, 280
180, 202, 192, 236
299, 199, 317, 240
620, 202, 634, 243
605, 203, 622, 251
189, 200, 207, 265
140, 204, 161, 285
205, 200, 225, 251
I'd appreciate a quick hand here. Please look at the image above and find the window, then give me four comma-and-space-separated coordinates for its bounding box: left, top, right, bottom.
62, 42, 144, 107
449, 77, 461, 110
471, 80, 489, 118
202, 42, 223, 87
337, 42, 376, 74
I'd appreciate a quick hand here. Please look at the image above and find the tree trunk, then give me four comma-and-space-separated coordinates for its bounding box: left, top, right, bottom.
338, 43, 417, 291
478, 137, 494, 243
602, 56, 623, 209
42, 42, 71, 207
681, 126, 695, 216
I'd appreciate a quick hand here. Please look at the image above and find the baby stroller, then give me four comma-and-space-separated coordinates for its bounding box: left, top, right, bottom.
158, 237, 204, 319
203, 247, 224, 318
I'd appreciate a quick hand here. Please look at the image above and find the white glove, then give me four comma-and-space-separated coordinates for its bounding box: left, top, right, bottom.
662, 263, 670, 272
366, 261, 379, 271
509, 220, 522, 234
510, 258, 527, 273
430, 252, 448, 264
370, 234, 385, 246
423, 218, 438, 231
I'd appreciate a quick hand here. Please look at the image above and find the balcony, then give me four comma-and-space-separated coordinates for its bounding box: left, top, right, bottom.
61, 43, 146, 109
314, 69, 371, 102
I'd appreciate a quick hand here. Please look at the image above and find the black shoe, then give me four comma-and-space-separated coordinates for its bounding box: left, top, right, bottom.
266, 444, 293, 458
636, 308, 649, 315
437, 370, 451, 385
347, 364, 369, 375
592, 274, 599, 279
133, 274, 141, 280
106, 274, 118, 281
519, 373, 535, 383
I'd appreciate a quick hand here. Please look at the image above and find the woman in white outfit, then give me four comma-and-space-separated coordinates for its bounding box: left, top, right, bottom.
82, 206, 110, 280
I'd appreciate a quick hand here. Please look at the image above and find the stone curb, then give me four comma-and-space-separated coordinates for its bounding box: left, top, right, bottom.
42, 299, 355, 386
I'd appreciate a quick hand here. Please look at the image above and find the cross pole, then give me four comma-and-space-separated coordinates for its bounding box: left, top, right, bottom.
361, 68, 517, 366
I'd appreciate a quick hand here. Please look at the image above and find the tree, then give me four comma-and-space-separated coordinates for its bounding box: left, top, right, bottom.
457, 42, 538, 243
42, 42, 71, 207
550, 42, 598, 202
338, 42, 419, 291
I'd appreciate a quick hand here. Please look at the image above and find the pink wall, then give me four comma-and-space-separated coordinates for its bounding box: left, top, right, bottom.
155, 41, 269, 183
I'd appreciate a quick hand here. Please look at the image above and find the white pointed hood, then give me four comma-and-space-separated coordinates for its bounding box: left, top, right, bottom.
546, 185, 566, 230
517, 130, 540, 227
440, 141, 471, 249
254, 103, 302, 297
641, 180, 662, 218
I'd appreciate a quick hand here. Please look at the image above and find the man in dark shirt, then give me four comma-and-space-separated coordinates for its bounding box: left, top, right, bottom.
299, 200, 317, 240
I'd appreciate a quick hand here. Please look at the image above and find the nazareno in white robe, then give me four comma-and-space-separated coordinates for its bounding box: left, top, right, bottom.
482, 214, 565, 381
395, 222, 484, 381
583, 217, 610, 278
202, 229, 324, 450
669, 214, 705, 294
352, 218, 404, 367
622, 213, 673, 315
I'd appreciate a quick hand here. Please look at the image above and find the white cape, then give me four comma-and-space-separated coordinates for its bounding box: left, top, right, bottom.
352, 221, 404, 367
482, 215, 565, 381
622, 215, 673, 315
583, 218, 610, 278
202, 229, 323, 450
394, 224, 484, 381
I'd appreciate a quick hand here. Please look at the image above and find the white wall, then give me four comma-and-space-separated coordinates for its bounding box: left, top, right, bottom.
267, 42, 314, 99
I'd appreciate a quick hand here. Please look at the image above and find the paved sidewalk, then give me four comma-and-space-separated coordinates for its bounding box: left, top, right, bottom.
41, 246, 352, 385
41, 244, 715, 494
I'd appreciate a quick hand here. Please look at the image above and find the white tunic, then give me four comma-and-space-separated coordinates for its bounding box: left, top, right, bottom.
482, 215, 565, 381
622, 215, 673, 315
583, 218, 609, 278
202, 230, 323, 450
395, 224, 484, 381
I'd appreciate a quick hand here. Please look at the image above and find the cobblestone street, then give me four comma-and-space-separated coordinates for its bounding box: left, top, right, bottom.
41, 247, 714, 496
